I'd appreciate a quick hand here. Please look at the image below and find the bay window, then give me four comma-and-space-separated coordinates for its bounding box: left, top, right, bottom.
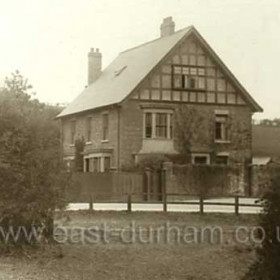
144, 110, 173, 139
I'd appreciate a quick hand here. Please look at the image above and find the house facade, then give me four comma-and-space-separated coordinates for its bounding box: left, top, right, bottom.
58, 17, 262, 173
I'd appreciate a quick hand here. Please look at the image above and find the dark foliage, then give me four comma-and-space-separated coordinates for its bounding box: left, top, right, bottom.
243, 175, 280, 279
0, 71, 69, 244
74, 137, 85, 172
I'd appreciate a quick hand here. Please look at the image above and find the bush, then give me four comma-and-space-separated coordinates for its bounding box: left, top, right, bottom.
243, 175, 280, 279
0, 71, 69, 245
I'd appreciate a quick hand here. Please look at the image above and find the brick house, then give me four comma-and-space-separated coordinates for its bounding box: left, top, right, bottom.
57, 17, 262, 173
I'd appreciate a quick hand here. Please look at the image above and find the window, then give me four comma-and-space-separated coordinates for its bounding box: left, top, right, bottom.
70, 120, 76, 144
144, 111, 173, 139
102, 113, 109, 141
216, 155, 229, 165
85, 155, 111, 173
85, 158, 90, 172
169, 114, 173, 139
155, 113, 167, 138
93, 157, 100, 172
172, 65, 206, 91
86, 117, 92, 142
215, 115, 228, 141
192, 154, 210, 165
104, 157, 111, 172
145, 113, 152, 138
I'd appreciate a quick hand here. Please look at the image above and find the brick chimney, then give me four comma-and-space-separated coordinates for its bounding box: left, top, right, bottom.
160, 17, 175, 37
88, 48, 102, 85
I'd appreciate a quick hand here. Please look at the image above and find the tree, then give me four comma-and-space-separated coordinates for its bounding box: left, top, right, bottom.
0, 71, 69, 244
257, 118, 280, 127
74, 136, 85, 172
243, 175, 280, 279
175, 106, 209, 160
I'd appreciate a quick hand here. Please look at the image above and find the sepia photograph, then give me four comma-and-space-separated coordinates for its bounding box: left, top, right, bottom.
0, 0, 280, 279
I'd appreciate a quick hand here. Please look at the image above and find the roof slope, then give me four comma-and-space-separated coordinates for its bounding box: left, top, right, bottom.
58, 27, 191, 118
58, 25, 262, 118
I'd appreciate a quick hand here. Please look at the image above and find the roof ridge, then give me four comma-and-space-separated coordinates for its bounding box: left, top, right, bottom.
120, 26, 192, 55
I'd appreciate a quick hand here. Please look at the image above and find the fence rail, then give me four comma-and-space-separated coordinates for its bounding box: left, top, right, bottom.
70, 192, 263, 215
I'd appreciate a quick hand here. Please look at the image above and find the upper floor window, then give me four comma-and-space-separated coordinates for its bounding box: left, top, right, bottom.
144, 110, 173, 139
172, 65, 206, 90
86, 117, 92, 142
215, 114, 228, 141
102, 113, 109, 141
70, 120, 76, 144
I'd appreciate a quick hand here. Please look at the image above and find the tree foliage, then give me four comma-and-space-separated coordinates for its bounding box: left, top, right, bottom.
243, 175, 280, 279
175, 106, 208, 156
256, 118, 280, 127
0, 71, 69, 243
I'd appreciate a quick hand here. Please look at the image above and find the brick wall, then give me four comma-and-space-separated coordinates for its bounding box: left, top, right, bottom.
61, 106, 119, 168
118, 99, 252, 169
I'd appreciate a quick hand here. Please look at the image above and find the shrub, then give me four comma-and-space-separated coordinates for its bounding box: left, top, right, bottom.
243, 175, 280, 279
0, 71, 69, 245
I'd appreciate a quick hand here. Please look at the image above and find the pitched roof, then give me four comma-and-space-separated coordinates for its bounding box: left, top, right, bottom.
58, 26, 262, 118
58, 27, 192, 118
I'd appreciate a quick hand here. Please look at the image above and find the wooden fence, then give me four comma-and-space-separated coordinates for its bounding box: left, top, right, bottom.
78, 193, 262, 216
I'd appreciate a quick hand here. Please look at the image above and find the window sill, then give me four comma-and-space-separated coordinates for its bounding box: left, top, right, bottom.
172, 88, 206, 92
69, 144, 75, 147
101, 140, 109, 143
215, 140, 231, 144
85, 141, 92, 145
143, 137, 173, 141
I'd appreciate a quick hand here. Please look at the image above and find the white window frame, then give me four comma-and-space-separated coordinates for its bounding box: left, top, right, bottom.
83, 153, 112, 173
215, 110, 230, 143
143, 109, 173, 139
216, 152, 229, 165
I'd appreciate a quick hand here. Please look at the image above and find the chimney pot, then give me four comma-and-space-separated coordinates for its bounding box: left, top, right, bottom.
88, 47, 102, 85
160, 16, 175, 37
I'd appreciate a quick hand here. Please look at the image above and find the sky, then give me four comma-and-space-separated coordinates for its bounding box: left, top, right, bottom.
0, 0, 279, 119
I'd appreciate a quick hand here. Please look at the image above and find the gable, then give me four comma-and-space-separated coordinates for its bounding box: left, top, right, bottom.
58, 26, 262, 118
130, 31, 262, 112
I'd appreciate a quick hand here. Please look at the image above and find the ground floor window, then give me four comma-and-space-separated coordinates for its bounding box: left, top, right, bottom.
191, 153, 210, 165
216, 155, 229, 165
144, 109, 173, 139
84, 154, 111, 173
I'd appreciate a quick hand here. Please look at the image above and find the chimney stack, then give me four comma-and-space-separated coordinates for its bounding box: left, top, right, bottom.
88, 48, 102, 85
160, 17, 175, 37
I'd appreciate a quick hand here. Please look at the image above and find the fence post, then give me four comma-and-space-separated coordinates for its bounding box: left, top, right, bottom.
89, 194, 93, 211
200, 196, 204, 215
127, 194, 132, 213
235, 196, 239, 216
163, 193, 167, 212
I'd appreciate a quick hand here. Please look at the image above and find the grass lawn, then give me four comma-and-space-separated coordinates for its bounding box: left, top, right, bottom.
0, 211, 259, 280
